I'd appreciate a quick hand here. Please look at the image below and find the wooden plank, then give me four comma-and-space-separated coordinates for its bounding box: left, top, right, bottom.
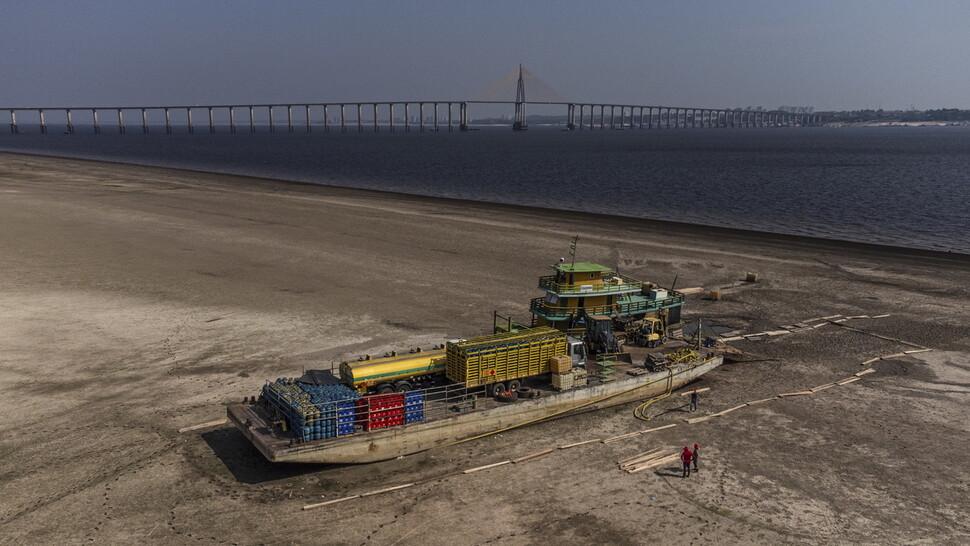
836, 377, 860, 385
603, 431, 642, 444
778, 391, 813, 397
845, 315, 870, 320
871, 314, 891, 318
679, 387, 711, 397
638, 424, 678, 434
881, 352, 908, 360
745, 397, 778, 406
621, 453, 675, 470
178, 418, 227, 433
559, 438, 602, 449
861, 357, 880, 365
715, 404, 748, 416
512, 449, 554, 464
685, 415, 715, 424
720, 336, 744, 342
904, 348, 933, 354
303, 495, 360, 511
821, 314, 843, 320
463, 461, 511, 474
812, 323, 828, 329
618, 448, 666, 466
360, 483, 415, 497
627, 453, 680, 474
854, 368, 876, 377
811, 383, 837, 392
412, 470, 466, 486
765, 330, 790, 336
678, 287, 704, 295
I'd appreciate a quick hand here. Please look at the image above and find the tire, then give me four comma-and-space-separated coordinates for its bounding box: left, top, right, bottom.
490, 382, 506, 397
377, 384, 394, 394
495, 391, 517, 403
507, 380, 521, 393
394, 380, 413, 392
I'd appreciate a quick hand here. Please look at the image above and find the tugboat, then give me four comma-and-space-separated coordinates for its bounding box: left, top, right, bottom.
227, 253, 721, 464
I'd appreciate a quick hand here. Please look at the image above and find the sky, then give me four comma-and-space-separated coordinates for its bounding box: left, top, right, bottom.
2, 0, 969, 112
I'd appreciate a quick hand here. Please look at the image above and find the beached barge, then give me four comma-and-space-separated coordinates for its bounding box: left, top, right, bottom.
228, 257, 721, 464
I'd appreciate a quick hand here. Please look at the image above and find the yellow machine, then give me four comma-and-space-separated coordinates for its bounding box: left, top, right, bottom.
340, 349, 446, 394
633, 317, 668, 348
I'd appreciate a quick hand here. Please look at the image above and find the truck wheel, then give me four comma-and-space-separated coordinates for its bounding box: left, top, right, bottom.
490, 383, 506, 397
394, 380, 413, 392
495, 391, 517, 403
377, 383, 394, 394
507, 380, 521, 393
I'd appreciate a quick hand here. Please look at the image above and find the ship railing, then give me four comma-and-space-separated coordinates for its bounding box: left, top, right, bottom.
529, 292, 685, 321
537, 274, 643, 295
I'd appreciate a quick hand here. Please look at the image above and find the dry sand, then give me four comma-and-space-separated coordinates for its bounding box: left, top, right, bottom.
1, 151, 968, 545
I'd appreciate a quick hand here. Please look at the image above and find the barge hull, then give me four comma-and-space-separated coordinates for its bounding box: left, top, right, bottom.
227, 356, 722, 464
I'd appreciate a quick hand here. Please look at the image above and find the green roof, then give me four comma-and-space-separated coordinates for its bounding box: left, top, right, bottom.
552, 261, 611, 273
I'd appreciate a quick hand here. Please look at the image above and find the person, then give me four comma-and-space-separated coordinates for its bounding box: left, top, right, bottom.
692, 443, 700, 472
689, 389, 699, 412
681, 446, 694, 477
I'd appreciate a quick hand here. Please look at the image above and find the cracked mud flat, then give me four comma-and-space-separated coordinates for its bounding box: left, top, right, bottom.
1, 152, 968, 545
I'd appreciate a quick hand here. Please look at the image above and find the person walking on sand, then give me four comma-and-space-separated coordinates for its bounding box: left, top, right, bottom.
681, 446, 694, 478
689, 389, 699, 412
692, 443, 700, 472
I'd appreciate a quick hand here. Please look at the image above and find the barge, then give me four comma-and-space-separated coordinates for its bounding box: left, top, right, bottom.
228, 256, 722, 464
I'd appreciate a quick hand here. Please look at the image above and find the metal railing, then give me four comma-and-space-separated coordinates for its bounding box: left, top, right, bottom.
537, 273, 643, 295
530, 292, 685, 321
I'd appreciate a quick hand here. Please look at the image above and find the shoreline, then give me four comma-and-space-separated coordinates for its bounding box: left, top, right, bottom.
3, 150, 967, 262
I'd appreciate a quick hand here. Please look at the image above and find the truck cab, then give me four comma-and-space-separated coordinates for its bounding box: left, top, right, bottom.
567, 337, 588, 367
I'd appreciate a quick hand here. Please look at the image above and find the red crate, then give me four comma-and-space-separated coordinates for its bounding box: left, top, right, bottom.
358, 393, 406, 431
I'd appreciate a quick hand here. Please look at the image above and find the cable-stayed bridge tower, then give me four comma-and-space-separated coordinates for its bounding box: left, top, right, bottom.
513, 64, 527, 131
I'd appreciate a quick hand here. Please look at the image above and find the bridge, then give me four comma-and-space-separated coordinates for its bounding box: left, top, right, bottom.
3, 102, 822, 135
2, 66, 822, 135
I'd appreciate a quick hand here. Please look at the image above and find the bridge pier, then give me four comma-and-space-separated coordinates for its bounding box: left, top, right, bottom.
92, 109, 101, 134
208, 107, 215, 134
249, 106, 256, 133
306, 105, 312, 133
323, 105, 329, 133
66, 109, 74, 134
229, 107, 236, 133
433, 103, 439, 132
356, 104, 363, 132
38, 109, 47, 134
141, 108, 149, 134
419, 103, 425, 132
460, 102, 468, 131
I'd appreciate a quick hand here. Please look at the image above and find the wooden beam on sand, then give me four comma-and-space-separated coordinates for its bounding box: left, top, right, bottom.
463, 461, 511, 474
714, 404, 748, 416
679, 387, 710, 396
745, 397, 778, 406
618, 448, 667, 467
685, 415, 715, 424
360, 483, 415, 497
627, 454, 681, 473
303, 495, 359, 511
558, 438, 602, 449
836, 377, 860, 385
855, 368, 876, 377
512, 449, 554, 464
778, 391, 813, 397
178, 418, 227, 433
811, 383, 837, 392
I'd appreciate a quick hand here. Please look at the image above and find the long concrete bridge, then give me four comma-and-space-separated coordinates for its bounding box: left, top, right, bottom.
4, 101, 822, 135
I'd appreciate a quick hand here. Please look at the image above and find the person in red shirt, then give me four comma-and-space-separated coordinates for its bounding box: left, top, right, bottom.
681, 446, 694, 477
692, 443, 700, 472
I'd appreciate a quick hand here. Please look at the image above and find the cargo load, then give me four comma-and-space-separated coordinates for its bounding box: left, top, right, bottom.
445, 326, 567, 386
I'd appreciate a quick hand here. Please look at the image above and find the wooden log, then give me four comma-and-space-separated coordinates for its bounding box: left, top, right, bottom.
861, 357, 881, 365
778, 391, 813, 397
854, 368, 876, 377
882, 352, 908, 360
559, 438, 603, 449
512, 449, 554, 464
463, 461, 511, 474
360, 483, 415, 496
836, 377, 861, 385
302, 495, 359, 511
811, 383, 837, 392
745, 397, 778, 406
178, 418, 227, 433
679, 387, 711, 396
904, 348, 933, 354
871, 314, 890, 318
812, 323, 828, 328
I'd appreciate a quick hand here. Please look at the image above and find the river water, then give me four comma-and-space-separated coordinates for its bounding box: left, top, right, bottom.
1, 125, 968, 254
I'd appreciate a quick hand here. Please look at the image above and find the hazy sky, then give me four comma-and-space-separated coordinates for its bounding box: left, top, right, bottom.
2, 1, 968, 111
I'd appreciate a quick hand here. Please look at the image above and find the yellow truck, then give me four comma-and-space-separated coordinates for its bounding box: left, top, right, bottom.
445, 326, 587, 396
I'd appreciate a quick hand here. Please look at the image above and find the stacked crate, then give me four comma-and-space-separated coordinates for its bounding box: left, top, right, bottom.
572, 368, 588, 387
357, 392, 406, 431
550, 354, 574, 391
404, 391, 426, 424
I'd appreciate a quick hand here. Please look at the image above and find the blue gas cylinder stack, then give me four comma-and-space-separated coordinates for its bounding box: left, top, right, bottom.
262, 379, 361, 442
404, 391, 425, 424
